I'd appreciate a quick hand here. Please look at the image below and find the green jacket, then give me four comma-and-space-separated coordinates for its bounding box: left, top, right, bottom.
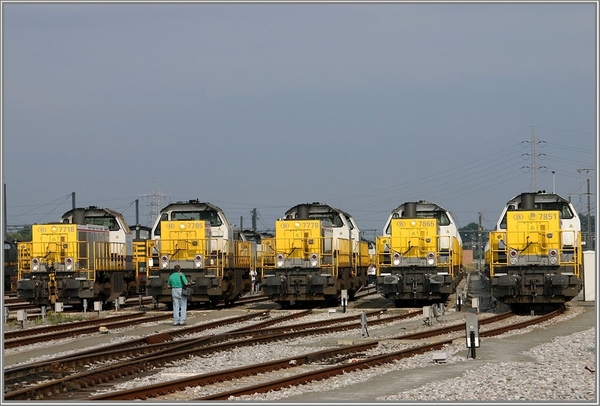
168, 271, 188, 288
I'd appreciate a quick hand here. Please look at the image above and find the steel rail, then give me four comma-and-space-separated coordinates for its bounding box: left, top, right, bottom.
83, 310, 561, 401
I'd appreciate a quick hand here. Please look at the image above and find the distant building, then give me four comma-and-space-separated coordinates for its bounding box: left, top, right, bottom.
462, 249, 474, 266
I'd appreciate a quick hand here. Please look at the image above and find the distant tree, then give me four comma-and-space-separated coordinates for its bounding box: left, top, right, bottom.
579, 215, 596, 250
6, 226, 31, 242
460, 222, 479, 231
580, 215, 595, 233
459, 222, 479, 245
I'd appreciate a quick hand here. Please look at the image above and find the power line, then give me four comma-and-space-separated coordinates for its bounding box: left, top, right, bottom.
137, 180, 169, 227
521, 126, 547, 192
576, 169, 595, 248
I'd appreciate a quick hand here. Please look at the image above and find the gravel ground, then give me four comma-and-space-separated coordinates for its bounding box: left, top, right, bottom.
377, 327, 596, 402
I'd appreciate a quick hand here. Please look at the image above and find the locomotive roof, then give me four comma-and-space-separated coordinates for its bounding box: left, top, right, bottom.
240, 229, 274, 242
284, 202, 354, 219
390, 200, 447, 213
61, 206, 125, 220
160, 200, 224, 213
506, 192, 570, 205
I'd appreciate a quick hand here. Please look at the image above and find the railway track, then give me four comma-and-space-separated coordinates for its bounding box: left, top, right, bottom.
3, 293, 270, 342
84, 310, 562, 401
2, 296, 156, 322
3, 313, 173, 349
6, 306, 562, 401
3, 275, 579, 402
3, 311, 277, 383
4, 308, 420, 400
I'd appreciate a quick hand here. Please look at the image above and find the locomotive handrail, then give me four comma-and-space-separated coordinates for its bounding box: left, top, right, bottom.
18, 241, 94, 273
94, 241, 129, 272
487, 230, 581, 277
374, 235, 462, 277
145, 237, 253, 278
16, 242, 32, 279
260, 235, 340, 276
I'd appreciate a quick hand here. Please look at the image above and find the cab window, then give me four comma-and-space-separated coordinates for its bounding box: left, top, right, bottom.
153, 213, 169, 237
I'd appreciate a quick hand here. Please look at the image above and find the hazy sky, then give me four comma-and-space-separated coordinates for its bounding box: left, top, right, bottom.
1, 1, 597, 240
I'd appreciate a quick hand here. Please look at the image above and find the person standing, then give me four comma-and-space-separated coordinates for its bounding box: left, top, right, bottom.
250, 268, 257, 294
167, 265, 189, 325
367, 263, 377, 286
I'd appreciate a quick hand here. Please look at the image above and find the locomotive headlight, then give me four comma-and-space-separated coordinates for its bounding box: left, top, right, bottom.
509, 249, 518, 265
548, 249, 558, 265
32, 258, 40, 271
161, 255, 169, 269
309, 253, 319, 267
194, 254, 203, 269
65, 257, 74, 271
393, 252, 401, 266
276, 254, 285, 268
427, 252, 435, 266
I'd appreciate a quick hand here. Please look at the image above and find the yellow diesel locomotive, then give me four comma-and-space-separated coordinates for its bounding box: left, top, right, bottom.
16, 206, 142, 308
375, 200, 464, 307
145, 200, 253, 307
4, 240, 18, 293
260, 202, 370, 307
485, 192, 583, 311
